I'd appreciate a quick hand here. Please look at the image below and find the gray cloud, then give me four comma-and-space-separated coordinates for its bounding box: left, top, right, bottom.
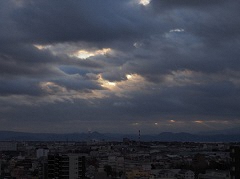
9, 0, 153, 44
0, 0, 240, 133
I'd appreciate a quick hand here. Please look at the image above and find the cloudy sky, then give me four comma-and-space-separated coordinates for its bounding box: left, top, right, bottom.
1, 0, 240, 134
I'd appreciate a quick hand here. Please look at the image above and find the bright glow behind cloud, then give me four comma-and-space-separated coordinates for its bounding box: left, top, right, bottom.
34, 44, 52, 50
74, 48, 112, 59
170, 29, 185, 33
97, 73, 152, 98
34, 43, 112, 59
139, 0, 151, 6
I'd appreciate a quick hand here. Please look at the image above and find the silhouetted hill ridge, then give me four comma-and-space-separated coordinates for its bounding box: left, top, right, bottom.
0, 130, 240, 142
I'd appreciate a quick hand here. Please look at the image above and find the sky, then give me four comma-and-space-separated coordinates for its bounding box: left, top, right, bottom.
1, 0, 240, 134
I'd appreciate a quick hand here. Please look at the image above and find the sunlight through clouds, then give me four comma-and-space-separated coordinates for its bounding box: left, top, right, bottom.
2, 0, 240, 134
74, 48, 112, 59
97, 73, 152, 98
98, 75, 117, 90
139, 0, 151, 6
40, 82, 66, 94
126, 74, 133, 80
99, 73, 147, 92
34, 44, 52, 50
34, 43, 112, 59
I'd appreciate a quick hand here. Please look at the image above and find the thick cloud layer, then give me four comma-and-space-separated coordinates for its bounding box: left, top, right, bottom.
0, 0, 240, 134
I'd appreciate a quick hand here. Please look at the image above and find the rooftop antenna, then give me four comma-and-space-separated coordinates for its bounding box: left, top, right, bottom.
87, 128, 92, 144
138, 129, 141, 146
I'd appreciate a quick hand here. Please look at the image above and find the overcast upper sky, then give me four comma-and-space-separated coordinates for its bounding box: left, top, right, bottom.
1, 0, 240, 134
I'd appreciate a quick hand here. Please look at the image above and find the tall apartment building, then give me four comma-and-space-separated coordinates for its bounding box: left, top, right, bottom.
47, 153, 86, 179
36, 148, 49, 158
230, 146, 240, 179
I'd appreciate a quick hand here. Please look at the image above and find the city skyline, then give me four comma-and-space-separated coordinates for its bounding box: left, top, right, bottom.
0, 0, 240, 134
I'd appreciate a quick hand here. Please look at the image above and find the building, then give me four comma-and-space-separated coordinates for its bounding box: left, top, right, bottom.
38, 160, 47, 179
47, 153, 86, 179
126, 169, 150, 179
36, 148, 49, 158
230, 146, 240, 179
178, 170, 194, 179
0, 142, 17, 151
198, 170, 230, 179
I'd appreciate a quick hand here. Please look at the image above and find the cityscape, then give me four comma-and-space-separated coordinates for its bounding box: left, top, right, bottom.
0, 137, 239, 178
1, 0, 240, 178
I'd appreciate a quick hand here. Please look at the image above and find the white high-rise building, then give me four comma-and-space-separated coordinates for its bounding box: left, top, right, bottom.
36, 148, 49, 158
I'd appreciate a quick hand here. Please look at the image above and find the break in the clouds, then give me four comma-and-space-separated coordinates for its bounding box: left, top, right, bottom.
1, 0, 240, 134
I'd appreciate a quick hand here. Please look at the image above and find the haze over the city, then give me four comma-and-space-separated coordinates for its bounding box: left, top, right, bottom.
0, 0, 240, 134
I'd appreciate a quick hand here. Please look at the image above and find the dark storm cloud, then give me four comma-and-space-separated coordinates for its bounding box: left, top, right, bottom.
150, 0, 240, 43
130, 37, 240, 78
1, 0, 240, 133
0, 78, 43, 96
3, 79, 240, 129
9, 0, 154, 44
52, 75, 104, 91
150, 0, 225, 9
0, 43, 59, 77
67, 57, 104, 69
92, 81, 240, 121
0, 0, 156, 93
112, 0, 240, 82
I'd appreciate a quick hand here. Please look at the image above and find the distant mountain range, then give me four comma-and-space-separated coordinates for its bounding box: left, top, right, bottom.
1, 130, 240, 142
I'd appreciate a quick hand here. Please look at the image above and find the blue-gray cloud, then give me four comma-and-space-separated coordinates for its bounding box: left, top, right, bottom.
0, 0, 240, 133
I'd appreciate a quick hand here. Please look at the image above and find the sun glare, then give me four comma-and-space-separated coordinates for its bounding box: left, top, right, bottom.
75, 48, 111, 59
98, 75, 117, 90
107, 82, 116, 86
34, 44, 51, 50
139, 0, 150, 6
126, 74, 133, 80
194, 120, 204, 124
75, 50, 95, 59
